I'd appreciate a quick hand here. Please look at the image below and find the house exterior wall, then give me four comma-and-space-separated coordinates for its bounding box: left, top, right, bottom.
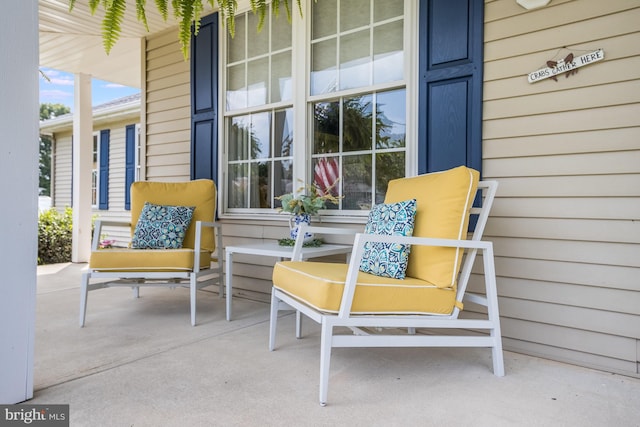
142, 0, 640, 377
52, 131, 73, 208
50, 117, 139, 246
145, 29, 192, 181
481, 0, 640, 376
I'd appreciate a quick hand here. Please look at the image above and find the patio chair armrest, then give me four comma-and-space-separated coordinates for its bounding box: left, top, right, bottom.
92, 219, 132, 250
193, 220, 223, 272
338, 233, 495, 317
291, 224, 360, 261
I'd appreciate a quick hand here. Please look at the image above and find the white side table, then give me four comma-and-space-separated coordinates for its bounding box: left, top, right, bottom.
224, 242, 352, 320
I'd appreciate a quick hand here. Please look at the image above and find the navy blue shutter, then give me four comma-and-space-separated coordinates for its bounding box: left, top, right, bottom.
191, 13, 219, 181
418, 0, 483, 174
124, 124, 136, 210
98, 129, 110, 209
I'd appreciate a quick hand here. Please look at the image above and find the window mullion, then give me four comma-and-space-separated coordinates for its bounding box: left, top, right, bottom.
291, 0, 308, 192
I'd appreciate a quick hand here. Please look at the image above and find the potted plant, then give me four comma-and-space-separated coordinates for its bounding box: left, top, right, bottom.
276, 180, 341, 244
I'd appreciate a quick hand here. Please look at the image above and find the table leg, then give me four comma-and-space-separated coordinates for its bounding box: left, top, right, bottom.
225, 250, 233, 321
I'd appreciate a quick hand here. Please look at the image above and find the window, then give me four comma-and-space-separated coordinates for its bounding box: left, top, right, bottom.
223, 0, 408, 215
91, 133, 99, 207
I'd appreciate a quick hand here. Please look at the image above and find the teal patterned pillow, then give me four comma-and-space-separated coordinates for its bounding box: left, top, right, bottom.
359, 199, 417, 279
132, 202, 195, 249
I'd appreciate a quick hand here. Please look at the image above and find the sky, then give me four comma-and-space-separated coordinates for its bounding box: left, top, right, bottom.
39, 67, 140, 112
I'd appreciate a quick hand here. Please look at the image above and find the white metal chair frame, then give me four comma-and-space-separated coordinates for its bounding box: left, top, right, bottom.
80, 219, 223, 327
269, 181, 503, 406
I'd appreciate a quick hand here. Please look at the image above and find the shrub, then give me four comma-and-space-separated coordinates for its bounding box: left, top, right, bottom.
38, 207, 73, 265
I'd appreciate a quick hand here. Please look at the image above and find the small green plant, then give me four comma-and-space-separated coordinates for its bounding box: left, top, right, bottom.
276, 180, 341, 216
38, 207, 73, 265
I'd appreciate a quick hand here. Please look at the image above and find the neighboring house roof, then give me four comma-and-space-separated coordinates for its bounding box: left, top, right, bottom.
40, 92, 141, 134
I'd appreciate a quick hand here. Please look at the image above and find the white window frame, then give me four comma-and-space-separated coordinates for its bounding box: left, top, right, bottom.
91, 131, 99, 208
219, 0, 418, 220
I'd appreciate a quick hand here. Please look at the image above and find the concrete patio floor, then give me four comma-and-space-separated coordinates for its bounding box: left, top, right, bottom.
31, 262, 640, 426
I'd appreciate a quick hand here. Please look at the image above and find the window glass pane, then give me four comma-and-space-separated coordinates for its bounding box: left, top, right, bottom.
374, 0, 403, 22
340, 0, 370, 32
311, 39, 337, 95
376, 89, 406, 149
343, 95, 373, 152
247, 57, 269, 107
274, 159, 293, 208
373, 20, 404, 84
271, 51, 292, 103
312, 157, 340, 210
272, 13, 292, 51
342, 154, 372, 210
274, 108, 293, 157
375, 151, 404, 203
250, 162, 271, 208
312, 0, 337, 40
250, 112, 271, 160
228, 163, 248, 208
313, 101, 340, 154
248, 12, 269, 58
229, 116, 250, 161
91, 171, 97, 206
339, 29, 370, 90
228, 14, 246, 63
227, 63, 246, 110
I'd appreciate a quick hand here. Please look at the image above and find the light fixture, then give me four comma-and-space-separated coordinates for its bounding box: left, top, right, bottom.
517, 0, 551, 10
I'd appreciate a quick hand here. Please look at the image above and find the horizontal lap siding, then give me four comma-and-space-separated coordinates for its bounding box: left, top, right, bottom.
53, 133, 72, 208
483, 0, 640, 376
145, 30, 191, 181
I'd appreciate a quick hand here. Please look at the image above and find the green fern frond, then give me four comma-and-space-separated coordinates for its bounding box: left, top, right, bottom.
136, 0, 150, 31
176, 0, 195, 59
192, 0, 204, 35
88, 0, 101, 14
154, 0, 169, 20
217, 0, 237, 37
68, 0, 77, 12
249, 0, 267, 32
101, 0, 127, 54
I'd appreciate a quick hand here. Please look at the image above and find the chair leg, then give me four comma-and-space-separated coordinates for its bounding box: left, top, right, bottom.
132, 286, 139, 298
190, 274, 197, 326
319, 319, 333, 406
296, 310, 303, 338
269, 290, 279, 351
79, 272, 90, 327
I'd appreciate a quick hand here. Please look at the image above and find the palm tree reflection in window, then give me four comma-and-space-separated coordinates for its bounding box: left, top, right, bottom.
313, 89, 406, 210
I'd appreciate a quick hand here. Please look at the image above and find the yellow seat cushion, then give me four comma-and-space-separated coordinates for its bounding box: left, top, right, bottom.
130, 180, 217, 252
273, 261, 457, 315
385, 166, 479, 288
89, 248, 212, 272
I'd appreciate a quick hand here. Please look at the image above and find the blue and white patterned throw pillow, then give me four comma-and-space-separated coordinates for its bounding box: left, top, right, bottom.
132, 202, 195, 249
359, 199, 417, 279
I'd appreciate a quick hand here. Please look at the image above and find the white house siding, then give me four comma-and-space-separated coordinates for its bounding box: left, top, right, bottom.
145, 29, 192, 181
52, 132, 73, 208
141, 2, 640, 376
48, 117, 139, 246
481, 0, 640, 377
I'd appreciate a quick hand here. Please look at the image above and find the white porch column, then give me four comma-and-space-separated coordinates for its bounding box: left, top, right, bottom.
72, 73, 93, 262
0, 0, 38, 403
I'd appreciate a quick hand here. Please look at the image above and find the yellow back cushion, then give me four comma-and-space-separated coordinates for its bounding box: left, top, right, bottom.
130, 180, 217, 251
384, 166, 479, 288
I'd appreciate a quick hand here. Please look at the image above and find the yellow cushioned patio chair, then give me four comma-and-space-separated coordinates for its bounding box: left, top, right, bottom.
80, 179, 223, 326
269, 166, 503, 405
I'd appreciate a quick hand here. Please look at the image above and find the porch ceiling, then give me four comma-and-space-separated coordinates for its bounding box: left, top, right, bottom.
39, 0, 192, 87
